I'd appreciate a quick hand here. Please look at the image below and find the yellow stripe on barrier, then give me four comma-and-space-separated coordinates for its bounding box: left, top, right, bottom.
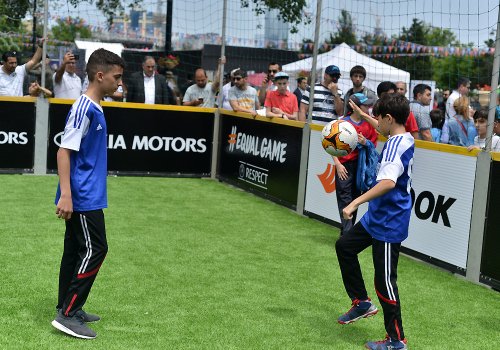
219, 109, 305, 129
415, 139, 479, 157
491, 152, 500, 161
101, 102, 217, 113
0, 96, 36, 103
48, 97, 75, 105
48, 98, 217, 113
309, 123, 324, 131
312, 123, 480, 157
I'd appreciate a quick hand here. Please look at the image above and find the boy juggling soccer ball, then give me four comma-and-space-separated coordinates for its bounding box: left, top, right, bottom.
52, 49, 124, 339
335, 93, 414, 350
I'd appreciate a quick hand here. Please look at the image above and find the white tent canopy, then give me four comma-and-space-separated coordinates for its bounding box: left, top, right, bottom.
283, 43, 410, 96
75, 40, 124, 63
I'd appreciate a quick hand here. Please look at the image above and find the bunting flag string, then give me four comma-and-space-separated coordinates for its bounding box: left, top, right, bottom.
1, 22, 493, 58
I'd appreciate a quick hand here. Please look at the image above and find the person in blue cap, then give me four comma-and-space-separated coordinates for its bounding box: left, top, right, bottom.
299, 64, 344, 124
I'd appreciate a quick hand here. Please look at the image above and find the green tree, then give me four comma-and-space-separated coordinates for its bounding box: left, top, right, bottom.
327, 9, 357, 45
0, 36, 21, 52
51, 17, 92, 42
374, 18, 464, 84
0, 0, 29, 32
58, 0, 141, 28
1, 0, 311, 34
0, 0, 142, 30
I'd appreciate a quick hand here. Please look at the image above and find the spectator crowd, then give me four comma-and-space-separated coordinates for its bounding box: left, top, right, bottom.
1, 46, 499, 152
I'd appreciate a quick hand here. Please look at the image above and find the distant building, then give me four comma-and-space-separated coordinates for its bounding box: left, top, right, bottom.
108, 7, 165, 48
264, 9, 289, 45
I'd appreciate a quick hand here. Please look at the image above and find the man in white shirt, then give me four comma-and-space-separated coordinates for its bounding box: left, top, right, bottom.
53, 52, 82, 99
183, 56, 225, 108
0, 41, 45, 96
126, 56, 175, 105
442, 77, 471, 142
446, 77, 470, 119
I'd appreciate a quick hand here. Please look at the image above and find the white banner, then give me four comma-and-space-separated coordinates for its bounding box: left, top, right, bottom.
304, 129, 369, 223
305, 129, 476, 269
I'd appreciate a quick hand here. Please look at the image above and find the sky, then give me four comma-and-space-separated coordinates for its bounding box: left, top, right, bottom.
47, 0, 499, 48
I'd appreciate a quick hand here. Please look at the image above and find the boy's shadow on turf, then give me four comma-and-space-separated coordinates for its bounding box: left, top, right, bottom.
309, 316, 373, 348
306, 233, 339, 247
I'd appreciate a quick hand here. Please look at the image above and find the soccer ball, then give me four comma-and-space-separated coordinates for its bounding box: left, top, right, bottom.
321, 119, 358, 157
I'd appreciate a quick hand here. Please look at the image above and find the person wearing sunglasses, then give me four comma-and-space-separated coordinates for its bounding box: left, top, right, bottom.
228, 69, 260, 117
220, 67, 240, 110
258, 62, 283, 105
299, 64, 344, 124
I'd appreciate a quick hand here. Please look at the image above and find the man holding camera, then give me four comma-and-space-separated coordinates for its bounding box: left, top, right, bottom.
299, 65, 344, 124
182, 56, 226, 108
0, 39, 45, 96
53, 51, 82, 99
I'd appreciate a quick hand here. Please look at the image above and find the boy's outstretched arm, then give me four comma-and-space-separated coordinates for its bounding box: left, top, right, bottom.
343, 179, 395, 219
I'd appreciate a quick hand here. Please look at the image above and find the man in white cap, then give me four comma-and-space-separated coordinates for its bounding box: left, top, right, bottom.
264, 72, 299, 120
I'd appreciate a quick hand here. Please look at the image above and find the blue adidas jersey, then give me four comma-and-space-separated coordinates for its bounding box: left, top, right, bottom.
55, 95, 108, 211
360, 132, 414, 243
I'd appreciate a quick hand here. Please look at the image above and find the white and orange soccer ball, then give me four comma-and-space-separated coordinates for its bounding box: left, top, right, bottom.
321, 119, 358, 157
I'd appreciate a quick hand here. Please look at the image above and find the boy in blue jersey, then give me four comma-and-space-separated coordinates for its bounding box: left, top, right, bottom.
52, 49, 124, 339
335, 93, 414, 350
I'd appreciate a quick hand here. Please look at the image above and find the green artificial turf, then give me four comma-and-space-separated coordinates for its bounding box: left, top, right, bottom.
0, 175, 498, 349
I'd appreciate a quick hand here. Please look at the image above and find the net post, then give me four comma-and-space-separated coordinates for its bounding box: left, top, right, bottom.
211, 0, 228, 180
296, 0, 322, 214
465, 6, 500, 283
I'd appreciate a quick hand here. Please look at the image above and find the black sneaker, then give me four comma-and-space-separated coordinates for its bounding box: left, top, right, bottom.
51, 310, 97, 339
337, 298, 378, 324
56, 309, 101, 323
76, 309, 101, 323
365, 335, 408, 349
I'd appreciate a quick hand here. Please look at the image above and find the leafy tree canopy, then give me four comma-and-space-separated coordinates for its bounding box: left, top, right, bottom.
0, 0, 29, 32
327, 9, 357, 45
51, 17, 92, 43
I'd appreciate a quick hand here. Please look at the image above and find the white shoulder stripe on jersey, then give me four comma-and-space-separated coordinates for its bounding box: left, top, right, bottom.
389, 136, 404, 162
384, 136, 397, 162
76, 98, 92, 129
72, 97, 86, 128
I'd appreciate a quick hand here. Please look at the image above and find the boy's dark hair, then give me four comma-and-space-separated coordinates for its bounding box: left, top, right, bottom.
376, 81, 397, 98
430, 109, 443, 128
350, 65, 366, 78
472, 108, 489, 121
457, 77, 470, 89
86, 48, 125, 82
413, 83, 432, 99
372, 93, 409, 125
296, 77, 306, 84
